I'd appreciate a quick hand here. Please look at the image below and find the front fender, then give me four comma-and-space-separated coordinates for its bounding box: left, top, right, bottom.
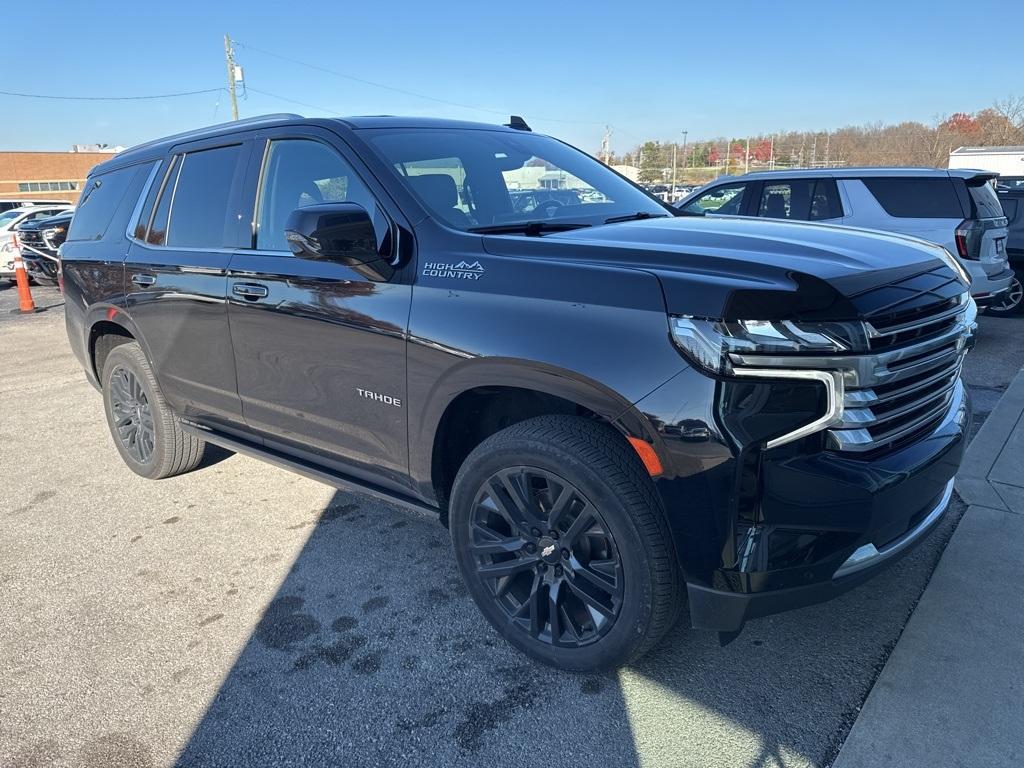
407, 354, 684, 501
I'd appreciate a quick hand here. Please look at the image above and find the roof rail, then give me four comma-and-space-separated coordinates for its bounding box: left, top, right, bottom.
121, 113, 304, 155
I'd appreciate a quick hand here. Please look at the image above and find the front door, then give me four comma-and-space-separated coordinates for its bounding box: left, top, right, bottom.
226, 132, 412, 489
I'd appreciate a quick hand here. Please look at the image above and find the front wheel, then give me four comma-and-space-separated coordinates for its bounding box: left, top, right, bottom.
449, 416, 680, 671
985, 269, 1024, 317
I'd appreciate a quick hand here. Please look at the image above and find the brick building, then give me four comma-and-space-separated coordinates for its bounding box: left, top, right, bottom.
0, 149, 121, 204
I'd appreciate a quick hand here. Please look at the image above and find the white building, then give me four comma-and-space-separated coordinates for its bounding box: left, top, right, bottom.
949, 146, 1024, 178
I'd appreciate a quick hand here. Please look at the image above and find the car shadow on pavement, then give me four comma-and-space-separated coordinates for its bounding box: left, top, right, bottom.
175, 487, 958, 768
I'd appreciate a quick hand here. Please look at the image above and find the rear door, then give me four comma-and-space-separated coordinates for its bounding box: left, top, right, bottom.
124, 138, 252, 428
225, 127, 413, 490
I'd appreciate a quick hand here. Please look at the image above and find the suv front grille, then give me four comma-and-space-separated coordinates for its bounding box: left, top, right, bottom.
828, 292, 971, 453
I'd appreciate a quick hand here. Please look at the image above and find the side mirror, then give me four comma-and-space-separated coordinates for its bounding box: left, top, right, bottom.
284, 202, 382, 265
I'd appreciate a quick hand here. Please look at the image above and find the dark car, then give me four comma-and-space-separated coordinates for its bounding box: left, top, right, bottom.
61, 114, 976, 671
17, 209, 73, 284
990, 186, 1024, 315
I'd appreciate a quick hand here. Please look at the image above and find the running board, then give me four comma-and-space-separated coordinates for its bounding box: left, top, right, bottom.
179, 421, 439, 518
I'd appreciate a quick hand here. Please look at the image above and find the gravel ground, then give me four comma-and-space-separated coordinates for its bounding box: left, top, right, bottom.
1, 282, 1021, 768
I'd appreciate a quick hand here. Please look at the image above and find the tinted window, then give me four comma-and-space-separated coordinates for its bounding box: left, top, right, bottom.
166, 144, 242, 248
809, 179, 842, 220
256, 139, 376, 251
966, 180, 1004, 219
758, 180, 813, 220
1001, 198, 1019, 221
862, 178, 964, 218
67, 164, 139, 241
681, 183, 747, 215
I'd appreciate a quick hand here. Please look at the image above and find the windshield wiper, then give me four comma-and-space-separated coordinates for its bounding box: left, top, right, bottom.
603, 211, 672, 224
468, 221, 592, 236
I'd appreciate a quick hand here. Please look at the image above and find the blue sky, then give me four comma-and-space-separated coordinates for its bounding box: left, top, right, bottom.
3, 0, 1021, 155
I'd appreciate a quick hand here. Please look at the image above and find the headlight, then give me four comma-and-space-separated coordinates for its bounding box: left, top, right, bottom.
932, 246, 971, 285
42, 226, 66, 240
671, 316, 868, 374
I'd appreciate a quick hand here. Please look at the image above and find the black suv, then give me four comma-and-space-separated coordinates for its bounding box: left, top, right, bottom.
17, 209, 74, 284
62, 114, 976, 671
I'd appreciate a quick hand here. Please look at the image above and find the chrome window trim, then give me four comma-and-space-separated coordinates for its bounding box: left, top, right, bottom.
124, 161, 163, 242
731, 368, 845, 449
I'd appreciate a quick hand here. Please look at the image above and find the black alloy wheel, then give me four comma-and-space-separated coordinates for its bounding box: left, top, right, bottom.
469, 467, 624, 648
108, 365, 156, 465
450, 415, 680, 671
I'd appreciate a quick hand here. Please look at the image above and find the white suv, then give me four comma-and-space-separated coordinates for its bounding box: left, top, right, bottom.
677, 168, 1012, 307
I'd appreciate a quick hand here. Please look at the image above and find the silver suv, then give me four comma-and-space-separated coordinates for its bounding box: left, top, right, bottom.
677, 168, 1012, 306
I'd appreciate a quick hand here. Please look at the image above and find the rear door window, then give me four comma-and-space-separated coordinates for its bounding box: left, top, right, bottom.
67, 164, 141, 241
681, 183, 747, 215
758, 180, 813, 220
862, 178, 964, 218
165, 144, 243, 248
809, 179, 843, 220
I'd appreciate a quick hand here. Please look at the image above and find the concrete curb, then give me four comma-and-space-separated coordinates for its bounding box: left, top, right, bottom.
834, 366, 1024, 767
955, 367, 1024, 514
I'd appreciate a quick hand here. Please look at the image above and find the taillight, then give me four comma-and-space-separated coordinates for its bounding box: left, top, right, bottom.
955, 220, 981, 260
954, 226, 969, 258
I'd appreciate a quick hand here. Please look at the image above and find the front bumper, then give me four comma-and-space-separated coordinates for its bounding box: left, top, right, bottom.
687, 477, 954, 631
682, 381, 969, 632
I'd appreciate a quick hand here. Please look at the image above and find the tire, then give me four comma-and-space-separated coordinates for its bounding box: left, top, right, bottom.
985, 269, 1024, 317
449, 415, 681, 671
101, 342, 206, 479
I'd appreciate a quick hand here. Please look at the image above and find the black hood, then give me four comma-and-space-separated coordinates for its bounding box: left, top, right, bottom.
483, 215, 963, 320
17, 211, 74, 232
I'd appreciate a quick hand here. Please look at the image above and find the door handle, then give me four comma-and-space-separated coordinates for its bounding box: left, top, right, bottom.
131, 273, 156, 287
232, 282, 269, 299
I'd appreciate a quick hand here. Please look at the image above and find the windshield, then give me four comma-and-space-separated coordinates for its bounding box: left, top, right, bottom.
364, 128, 667, 231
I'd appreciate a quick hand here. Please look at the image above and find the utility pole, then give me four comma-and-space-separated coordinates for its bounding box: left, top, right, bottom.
681, 130, 688, 178
769, 134, 775, 170
745, 137, 750, 174
224, 34, 239, 121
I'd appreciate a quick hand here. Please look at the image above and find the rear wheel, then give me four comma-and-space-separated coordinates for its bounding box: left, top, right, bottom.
101, 342, 206, 479
986, 269, 1024, 317
449, 415, 680, 671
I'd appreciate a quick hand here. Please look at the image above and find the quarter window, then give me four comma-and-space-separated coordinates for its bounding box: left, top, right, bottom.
256, 139, 377, 252
681, 183, 747, 215
862, 178, 964, 218
66, 164, 139, 242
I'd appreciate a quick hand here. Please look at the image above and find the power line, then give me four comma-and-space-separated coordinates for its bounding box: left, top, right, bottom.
0, 87, 225, 101
245, 87, 346, 117
233, 40, 603, 126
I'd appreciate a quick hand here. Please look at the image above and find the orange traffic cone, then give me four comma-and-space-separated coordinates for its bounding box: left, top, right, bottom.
11, 232, 36, 314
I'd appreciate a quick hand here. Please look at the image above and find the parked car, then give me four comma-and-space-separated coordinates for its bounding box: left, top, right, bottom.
16, 209, 73, 284
63, 114, 975, 671
989, 186, 1024, 315
676, 168, 1013, 308
0, 197, 69, 214
0, 204, 73, 281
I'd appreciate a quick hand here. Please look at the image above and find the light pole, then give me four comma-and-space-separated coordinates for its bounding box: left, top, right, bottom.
680, 130, 688, 187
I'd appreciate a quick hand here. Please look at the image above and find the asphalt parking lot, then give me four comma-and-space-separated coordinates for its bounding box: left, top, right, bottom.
2, 283, 1022, 768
